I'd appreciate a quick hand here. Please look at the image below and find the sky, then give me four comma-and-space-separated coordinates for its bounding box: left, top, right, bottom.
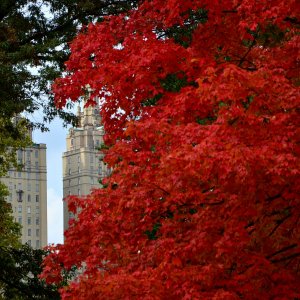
32, 117, 68, 245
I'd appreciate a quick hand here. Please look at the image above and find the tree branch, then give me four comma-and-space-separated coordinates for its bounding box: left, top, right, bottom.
268, 213, 291, 237
271, 252, 300, 263
266, 244, 297, 260
238, 37, 257, 68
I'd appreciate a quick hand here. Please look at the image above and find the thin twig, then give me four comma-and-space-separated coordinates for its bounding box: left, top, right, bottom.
266, 244, 297, 260
271, 252, 300, 263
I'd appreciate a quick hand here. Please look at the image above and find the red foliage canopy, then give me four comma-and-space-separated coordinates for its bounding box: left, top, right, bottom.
42, 0, 300, 299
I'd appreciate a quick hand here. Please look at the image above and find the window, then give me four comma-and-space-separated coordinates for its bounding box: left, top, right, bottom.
27, 194, 31, 202
17, 190, 23, 202
18, 205, 22, 213
35, 162, 38, 169
18, 172, 22, 178
90, 177, 94, 184
27, 183, 31, 191
9, 182, 12, 190
90, 155, 94, 163
9, 193, 12, 202
18, 217, 22, 224
26, 172, 31, 179
27, 240, 31, 246
26, 150, 31, 160
78, 155, 80, 162
35, 150, 38, 158
18, 183, 22, 190
68, 168, 71, 175
17, 150, 22, 164
27, 206, 31, 214
36, 173, 39, 180
78, 189, 81, 196
36, 206, 39, 212
36, 229, 40, 236
36, 240, 40, 248
35, 195, 39, 202
78, 178, 80, 185
36, 217, 39, 225
27, 217, 31, 225
78, 166, 80, 173
91, 166, 94, 173
28, 229, 31, 236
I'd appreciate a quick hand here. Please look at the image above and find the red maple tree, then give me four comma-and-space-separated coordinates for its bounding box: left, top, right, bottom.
41, 0, 300, 298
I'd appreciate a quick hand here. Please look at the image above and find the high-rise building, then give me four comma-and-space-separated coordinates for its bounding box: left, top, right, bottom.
62, 103, 108, 232
0, 131, 47, 249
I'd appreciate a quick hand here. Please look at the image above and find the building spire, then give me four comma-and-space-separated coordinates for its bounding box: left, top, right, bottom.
76, 97, 101, 128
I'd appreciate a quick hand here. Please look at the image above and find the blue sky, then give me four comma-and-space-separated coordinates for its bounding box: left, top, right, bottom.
33, 117, 67, 245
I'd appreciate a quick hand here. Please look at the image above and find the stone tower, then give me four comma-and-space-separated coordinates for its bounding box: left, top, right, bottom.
62, 101, 108, 232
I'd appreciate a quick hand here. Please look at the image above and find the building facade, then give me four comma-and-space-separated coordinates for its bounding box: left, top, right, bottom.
62, 103, 108, 232
0, 135, 47, 249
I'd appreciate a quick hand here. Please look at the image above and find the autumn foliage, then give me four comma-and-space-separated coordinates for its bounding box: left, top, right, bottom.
42, 0, 300, 298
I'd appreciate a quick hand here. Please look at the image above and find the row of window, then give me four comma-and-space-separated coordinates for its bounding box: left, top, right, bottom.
9, 169, 41, 179
8, 193, 39, 203
18, 149, 39, 159
65, 176, 98, 187
17, 216, 40, 225
27, 228, 40, 236
26, 194, 39, 202
18, 161, 40, 167
21, 149, 39, 157
67, 165, 103, 175
9, 182, 40, 192
68, 189, 81, 196
67, 153, 102, 165
17, 205, 39, 213
27, 239, 40, 248
70, 139, 100, 148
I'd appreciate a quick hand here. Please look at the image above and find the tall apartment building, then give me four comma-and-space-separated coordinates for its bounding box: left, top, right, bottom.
62, 103, 108, 232
0, 131, 47, 249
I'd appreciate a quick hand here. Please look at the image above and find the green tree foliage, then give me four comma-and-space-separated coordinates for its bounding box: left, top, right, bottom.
0, 244, 60, 300
0, 117, 30, 177
0, 0, 138, 130
0, 182, 60, 299
0, 183, 21, 249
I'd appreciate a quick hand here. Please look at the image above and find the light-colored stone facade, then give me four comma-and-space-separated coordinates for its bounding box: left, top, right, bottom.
62, 103, 108, 232
0, 135, 47, 249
